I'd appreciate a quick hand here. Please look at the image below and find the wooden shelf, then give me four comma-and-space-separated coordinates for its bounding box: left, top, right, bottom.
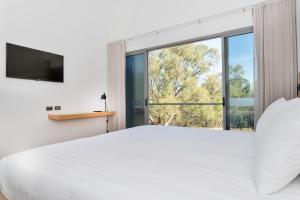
48, 112, 115, 121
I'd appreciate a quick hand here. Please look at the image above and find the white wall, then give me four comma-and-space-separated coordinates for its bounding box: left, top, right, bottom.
103, 0, 262, 51
1, 0, 298, 157
0, 0, 110, 157
126, 11, 253, 52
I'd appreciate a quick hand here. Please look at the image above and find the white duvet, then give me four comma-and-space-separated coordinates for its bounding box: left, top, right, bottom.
0, 126, 299, 200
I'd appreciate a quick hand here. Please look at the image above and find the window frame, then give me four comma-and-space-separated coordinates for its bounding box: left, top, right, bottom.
126, 26, 254, 130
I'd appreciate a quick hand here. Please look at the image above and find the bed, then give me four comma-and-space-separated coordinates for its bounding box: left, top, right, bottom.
0, 125, 299, 200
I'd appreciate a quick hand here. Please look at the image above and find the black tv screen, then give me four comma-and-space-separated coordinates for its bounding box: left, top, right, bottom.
6, 43, 64, 82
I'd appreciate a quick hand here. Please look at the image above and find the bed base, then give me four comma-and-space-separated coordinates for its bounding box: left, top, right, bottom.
0, 192, 7, 200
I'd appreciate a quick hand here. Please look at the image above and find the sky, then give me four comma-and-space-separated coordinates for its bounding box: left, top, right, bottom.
198, 33, 254, 84
227, 33, 254, 84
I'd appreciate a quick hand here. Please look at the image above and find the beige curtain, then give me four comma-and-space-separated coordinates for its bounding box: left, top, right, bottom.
253, 0, 298, 123
107, 40, 126, 131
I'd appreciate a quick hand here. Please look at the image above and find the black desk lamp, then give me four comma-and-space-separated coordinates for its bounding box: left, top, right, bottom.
101, 93, 108, 112
94, 93, 109, 133
101, 93, 109, 133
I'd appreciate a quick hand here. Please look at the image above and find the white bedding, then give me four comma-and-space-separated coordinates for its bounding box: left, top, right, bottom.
0, 125, 299, 200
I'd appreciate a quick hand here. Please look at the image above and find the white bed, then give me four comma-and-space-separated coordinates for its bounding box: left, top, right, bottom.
0, 125, 299, 200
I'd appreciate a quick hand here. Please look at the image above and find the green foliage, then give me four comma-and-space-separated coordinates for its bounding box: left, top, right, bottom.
228, 65, 254, 130
148, 43, 254, 130
230, 106, 254, 130
229, 64, 252, 98
149, 43, 223, 127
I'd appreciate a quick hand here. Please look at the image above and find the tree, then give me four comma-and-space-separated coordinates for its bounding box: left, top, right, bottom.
228, 64, 254, 130
148, 43, 254, 130
229, 64, 251, 98
148, 43, 223, 127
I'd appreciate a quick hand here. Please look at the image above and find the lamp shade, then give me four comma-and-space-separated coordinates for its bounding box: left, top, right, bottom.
101, 93, 106, 100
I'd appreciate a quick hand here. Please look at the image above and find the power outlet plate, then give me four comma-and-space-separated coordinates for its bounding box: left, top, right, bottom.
55, 106, 61, 111
46, 106, 53, 111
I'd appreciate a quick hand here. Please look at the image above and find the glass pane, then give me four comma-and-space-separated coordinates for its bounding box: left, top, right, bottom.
227, 33, 254, 131
148, 38, 223, 129
148, 38, 223, 104
149, 105, 223, 129
126, 54, 145, 128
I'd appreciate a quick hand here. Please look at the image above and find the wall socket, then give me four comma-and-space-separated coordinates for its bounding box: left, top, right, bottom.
55, 106, 61, 111
46, 106, 53, 111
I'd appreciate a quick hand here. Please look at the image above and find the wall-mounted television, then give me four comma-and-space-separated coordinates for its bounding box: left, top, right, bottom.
6, 43, 64, 83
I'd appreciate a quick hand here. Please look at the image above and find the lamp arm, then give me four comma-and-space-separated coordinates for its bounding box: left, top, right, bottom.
105, 100, 108, 112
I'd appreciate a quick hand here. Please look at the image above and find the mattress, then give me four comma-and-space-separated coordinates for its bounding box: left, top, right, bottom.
0, 125, 299, 200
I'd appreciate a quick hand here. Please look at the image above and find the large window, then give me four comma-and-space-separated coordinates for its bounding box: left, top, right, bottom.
126, 54, 146, 128
226, 33, 254, 131
148, 38, 223, 129
126, 28, 255, 131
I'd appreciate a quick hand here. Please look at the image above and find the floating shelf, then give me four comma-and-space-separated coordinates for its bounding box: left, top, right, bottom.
48, 112, 115, 121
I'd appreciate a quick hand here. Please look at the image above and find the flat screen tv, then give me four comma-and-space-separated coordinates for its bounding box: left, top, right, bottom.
6, 43, 64, 83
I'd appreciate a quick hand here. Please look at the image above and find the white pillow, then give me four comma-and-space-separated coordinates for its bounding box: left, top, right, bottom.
255, 98, 287, 147
255, 98, 300, 194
